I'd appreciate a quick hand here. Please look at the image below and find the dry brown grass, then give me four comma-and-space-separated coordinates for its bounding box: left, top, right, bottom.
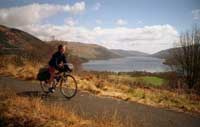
0, 62, 41, 80
0, 55, 41, 80
0, 62, 40, 80
0, 88, 126, 127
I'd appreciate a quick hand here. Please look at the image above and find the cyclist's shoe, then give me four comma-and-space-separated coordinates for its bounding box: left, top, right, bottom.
48, 87, 55, 93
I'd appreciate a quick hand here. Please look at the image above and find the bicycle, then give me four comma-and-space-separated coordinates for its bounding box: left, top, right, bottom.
39, 68, 78, 99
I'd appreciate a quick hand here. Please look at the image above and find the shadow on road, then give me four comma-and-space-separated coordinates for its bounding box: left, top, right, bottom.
16, 91, 67, 101
17, 91, 45, 98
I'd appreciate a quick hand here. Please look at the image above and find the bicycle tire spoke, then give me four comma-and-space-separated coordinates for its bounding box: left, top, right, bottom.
60, 75, 77, 99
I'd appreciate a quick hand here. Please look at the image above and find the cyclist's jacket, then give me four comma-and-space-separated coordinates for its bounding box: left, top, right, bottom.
49, 51, 67, 69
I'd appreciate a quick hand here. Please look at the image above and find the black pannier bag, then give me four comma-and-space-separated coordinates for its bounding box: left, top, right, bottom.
37, 67, 50, 81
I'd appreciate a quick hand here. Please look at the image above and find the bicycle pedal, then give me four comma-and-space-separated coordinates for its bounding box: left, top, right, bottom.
48, 87, 55, 93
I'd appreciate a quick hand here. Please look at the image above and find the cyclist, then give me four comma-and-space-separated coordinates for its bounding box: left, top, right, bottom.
48, 44, 71, 92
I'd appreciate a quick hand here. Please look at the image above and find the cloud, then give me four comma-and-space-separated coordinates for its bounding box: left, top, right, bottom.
64, 1, 85, 14
18, 24, 178, 54
116, 19, 127, 25
192, 9, 200, 20
0, 2, 85, 27
65, 17, 77, 26
93, 3, 101, 11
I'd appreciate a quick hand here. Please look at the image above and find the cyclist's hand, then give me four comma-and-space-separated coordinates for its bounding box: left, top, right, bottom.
58, 63, 63, 68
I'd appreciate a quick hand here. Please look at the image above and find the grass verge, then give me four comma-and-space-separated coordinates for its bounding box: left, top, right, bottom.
0, 88, 126, 127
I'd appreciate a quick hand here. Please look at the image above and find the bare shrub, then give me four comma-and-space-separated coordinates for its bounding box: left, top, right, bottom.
169, 26, 200, 90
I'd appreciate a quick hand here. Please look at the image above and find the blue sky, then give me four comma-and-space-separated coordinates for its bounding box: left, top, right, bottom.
1, 0, 199, 31
0, 0, 200, 53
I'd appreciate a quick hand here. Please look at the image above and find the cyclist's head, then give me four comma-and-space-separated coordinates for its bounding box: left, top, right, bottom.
58, 44, 65, 54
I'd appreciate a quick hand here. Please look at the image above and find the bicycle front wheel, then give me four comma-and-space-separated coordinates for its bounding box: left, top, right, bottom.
60, 75, 77, 99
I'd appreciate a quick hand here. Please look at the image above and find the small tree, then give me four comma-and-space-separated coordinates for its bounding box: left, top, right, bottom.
171, 26, 200, 89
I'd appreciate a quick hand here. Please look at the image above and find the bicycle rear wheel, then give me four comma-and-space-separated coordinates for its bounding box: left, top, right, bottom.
60, 75, 77, 99
40, 81, 49, 93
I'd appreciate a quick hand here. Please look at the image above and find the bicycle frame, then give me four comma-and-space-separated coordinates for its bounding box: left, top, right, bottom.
40, 70, 77, 99
53, 71, 70, 86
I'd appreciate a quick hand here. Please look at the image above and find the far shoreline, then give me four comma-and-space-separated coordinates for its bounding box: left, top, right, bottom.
82, 56, 170, 73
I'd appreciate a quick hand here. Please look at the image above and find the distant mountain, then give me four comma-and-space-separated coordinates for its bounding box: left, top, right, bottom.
48, 41, 120, 60
151, 48, 179, 59
0, 25, 53, 59
111, 49, 149, 57
49, 41, 151, 60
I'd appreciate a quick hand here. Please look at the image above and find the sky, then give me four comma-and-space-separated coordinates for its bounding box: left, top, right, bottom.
0, 0, 199, 54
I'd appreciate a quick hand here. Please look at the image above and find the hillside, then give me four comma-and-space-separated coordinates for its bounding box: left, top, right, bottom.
48, 41, 120, 60
111, 49, 149, 57
151, 48, 179, 59
48, 41, 151, 60
0, 25, 53, 60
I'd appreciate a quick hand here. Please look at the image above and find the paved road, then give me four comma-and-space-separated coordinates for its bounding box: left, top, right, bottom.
0, 76, 200, 127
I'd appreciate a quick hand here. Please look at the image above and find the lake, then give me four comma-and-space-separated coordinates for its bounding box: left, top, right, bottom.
82, 56, 170, 72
